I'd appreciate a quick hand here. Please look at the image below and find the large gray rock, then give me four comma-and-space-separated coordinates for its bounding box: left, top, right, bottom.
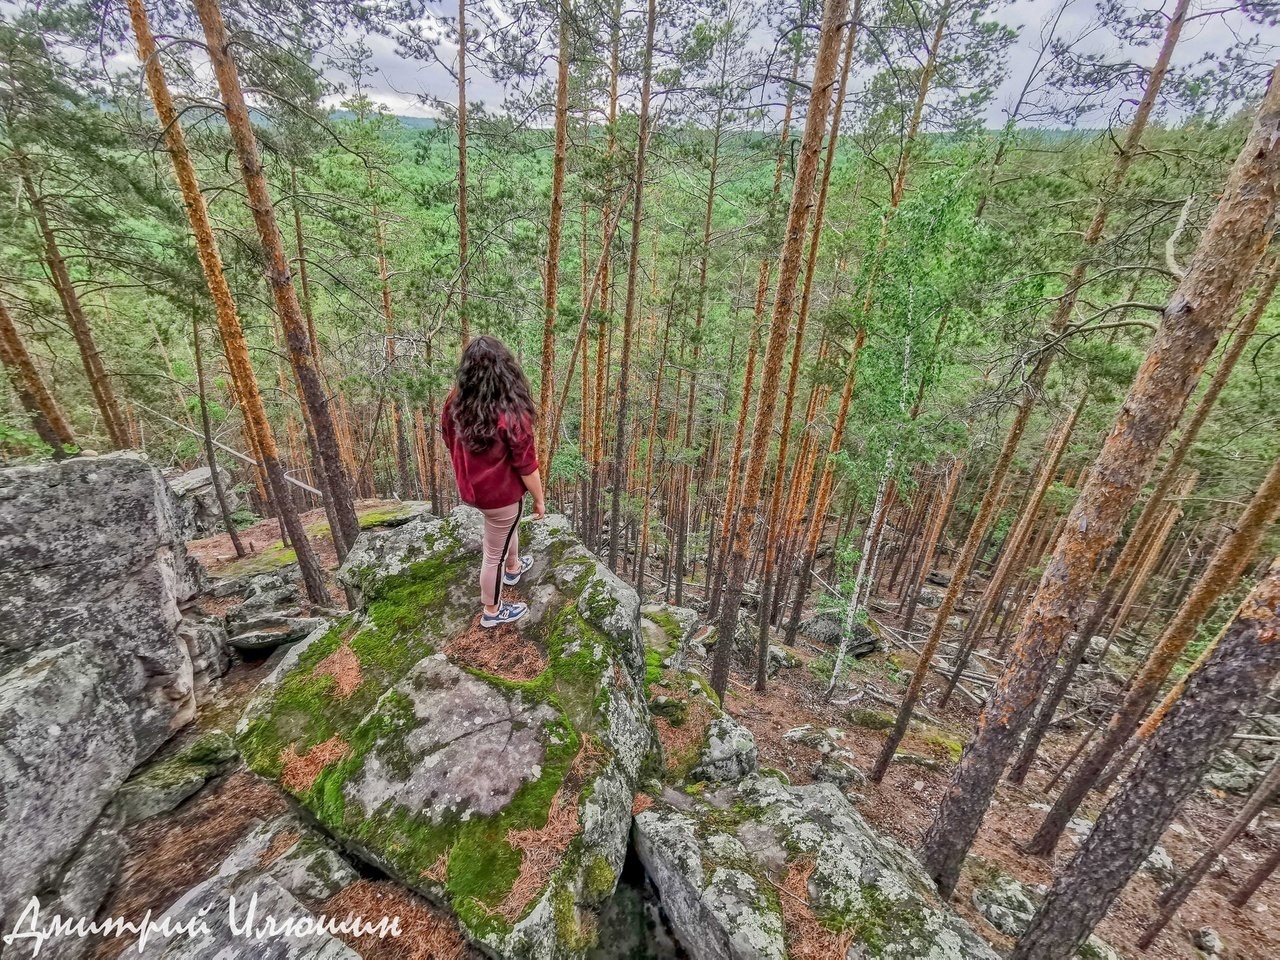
635, 775, 1000, 960
238, 509, 659, 959
799, 610, 844, 644
0, 454, 215, 936
917, 588, 944, 610
1204, 750, 1264, 795
0, 454, 204, 726
798, 612, 878, 658
968, 858, 1124, 960
3, 807, 129, 960
113, 730, 238, 824
634, 806, 785, 960
167, 464, 240, 538
129, 814, 361, 960
223, 573, 327, 651
690, 717, 758, 783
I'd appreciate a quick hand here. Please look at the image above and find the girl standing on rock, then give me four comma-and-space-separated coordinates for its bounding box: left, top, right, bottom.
443, 334, 547, 627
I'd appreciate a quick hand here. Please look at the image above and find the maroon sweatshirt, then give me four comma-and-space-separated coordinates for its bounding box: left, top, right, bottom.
441, 397, 539, 509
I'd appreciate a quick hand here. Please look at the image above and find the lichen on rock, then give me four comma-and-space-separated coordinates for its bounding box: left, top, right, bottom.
632, 761, 1001, 960
237, 508, 658, 959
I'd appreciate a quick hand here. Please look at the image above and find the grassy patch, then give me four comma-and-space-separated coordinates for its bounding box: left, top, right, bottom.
848, 708, 896, 732
214, 543, 298, 580
647, 610, 686, 645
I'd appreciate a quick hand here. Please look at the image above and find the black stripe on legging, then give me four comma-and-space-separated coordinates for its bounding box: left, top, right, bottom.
493, 499, 523, 606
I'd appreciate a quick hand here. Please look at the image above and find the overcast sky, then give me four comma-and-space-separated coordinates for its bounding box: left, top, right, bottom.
332, 0, 1280, 128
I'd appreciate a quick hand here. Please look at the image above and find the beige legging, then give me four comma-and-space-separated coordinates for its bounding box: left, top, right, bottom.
480, 500, 522, 607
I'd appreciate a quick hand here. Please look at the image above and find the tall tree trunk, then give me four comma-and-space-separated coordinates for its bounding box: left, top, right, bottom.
785, 0, 945, 647
782, 331, 865, 646
919, 64, 1280, 898
1095, 255, 1279, 619
1007, 470, 1198, 787
709, 27, 804, 620
1231, 841, 1280, 908
0, 291, 74, 451
906, 0, 1193, 720
193, 315, 245, 556
709, 0, 850, 701
457, 0, 471, 344
129, 0, 329, 603
289, 164, 321, 361
1139, 755, 1280, 947
193, 0, 361, 558
588, 0, 622, 551
675, 112, 724, 608
636, 303, 673, 590
963, 396, 1083, 647
550, 188, 632, 462
871, 394, 1033, 781
22, 177, 128, 448
888, 476, 932, 594
709, 326, 761, 618
607, 0, 655, 571
900, 458, 965, 634
1108, 483, 1191, 640
755, 11, 859, 691
1025, 451, 1280, 854
538, 0, 572, 457
370, 168, 411, 499
1008, 559, 1280, 960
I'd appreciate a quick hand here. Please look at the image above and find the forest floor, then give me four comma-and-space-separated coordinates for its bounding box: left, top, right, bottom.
112, 509, 1280, 960
712, 592, 1280, 960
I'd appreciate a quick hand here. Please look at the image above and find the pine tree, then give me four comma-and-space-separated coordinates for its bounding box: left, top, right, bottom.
1024, 448, 1280, 853
192, 0, 361, 557
709, 0, 850, 700
606, 0, 655, 571
1009, 559, 1280, 960
0, 291, 74, 452
919, 60, 1280, 898
127, 0, 329, 603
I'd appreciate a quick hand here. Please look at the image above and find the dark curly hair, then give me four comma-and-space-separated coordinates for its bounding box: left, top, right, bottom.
449, 335, 538, 453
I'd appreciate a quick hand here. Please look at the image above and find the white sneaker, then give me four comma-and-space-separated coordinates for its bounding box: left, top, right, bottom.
481, 601, 528, 628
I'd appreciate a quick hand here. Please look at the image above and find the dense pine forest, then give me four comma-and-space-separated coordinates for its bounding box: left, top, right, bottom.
5, 0, 1280, 956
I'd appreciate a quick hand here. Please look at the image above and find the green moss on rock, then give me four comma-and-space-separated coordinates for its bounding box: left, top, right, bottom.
237, 510, 654, 957
849, 708, 897, 731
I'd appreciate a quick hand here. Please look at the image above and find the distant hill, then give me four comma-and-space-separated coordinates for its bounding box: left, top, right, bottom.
329, 109, 437, 130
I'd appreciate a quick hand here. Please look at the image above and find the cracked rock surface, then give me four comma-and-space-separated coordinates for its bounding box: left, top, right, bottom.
237, 509, 659, 960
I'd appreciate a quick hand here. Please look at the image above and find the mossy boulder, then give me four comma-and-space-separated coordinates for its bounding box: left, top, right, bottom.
237, 509, 659, 959
633, 804, 786, 960
634, 775, 1000, 960
965, 857, 1123, 960
114, 730, 238, 823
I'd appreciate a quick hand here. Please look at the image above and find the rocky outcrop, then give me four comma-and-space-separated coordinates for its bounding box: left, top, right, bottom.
0, 454, 224, 938
167, 464, 240, 538
690, 718, 758, 784
129, 814, 362, 959
224, 573, 328, 652
238, 509, 659, 959
633, 650, 999, 960
634, 803, 785, 960
797, 611, 879, 658
967, 857, 1123, 960
1204, 749, 1264, 795
634, 775, 1000, 960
